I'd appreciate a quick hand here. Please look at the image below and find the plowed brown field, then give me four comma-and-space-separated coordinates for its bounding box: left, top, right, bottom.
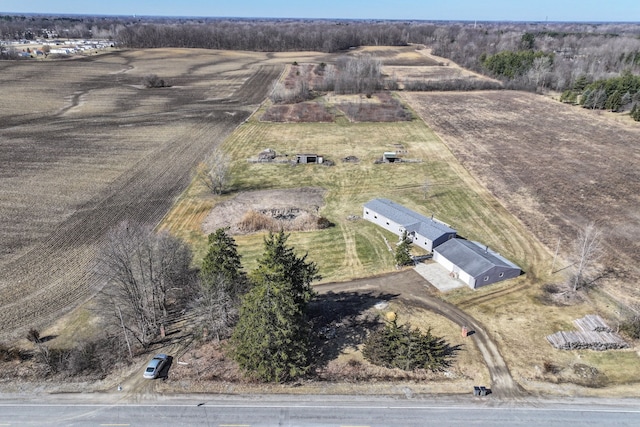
402, 91, 640, 303
0, 48, 304, 340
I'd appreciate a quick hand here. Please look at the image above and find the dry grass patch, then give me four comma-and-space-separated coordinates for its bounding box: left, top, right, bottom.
166, 99, 551, 285
403, 90, 640, 303
261, 102, 334, 122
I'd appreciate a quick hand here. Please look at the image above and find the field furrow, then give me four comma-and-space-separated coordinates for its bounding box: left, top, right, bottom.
0, 50, 282, 340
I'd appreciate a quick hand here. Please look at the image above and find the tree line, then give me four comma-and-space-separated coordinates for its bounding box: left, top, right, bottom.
559, 71, 640, 120
115, 19, 417, 52
430, 24, 640, 92
3, 13, 640, 97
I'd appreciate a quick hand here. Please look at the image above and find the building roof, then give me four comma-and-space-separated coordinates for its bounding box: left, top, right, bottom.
364, 198, 456, 241
434, 238, 520, 277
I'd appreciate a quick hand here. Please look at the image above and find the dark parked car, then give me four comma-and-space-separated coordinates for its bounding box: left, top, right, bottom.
143, 354, 169, 379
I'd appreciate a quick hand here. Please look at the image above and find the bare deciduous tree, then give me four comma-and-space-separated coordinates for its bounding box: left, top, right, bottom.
570, 222, 603, 292
142, 74, 168, 88
334, 54, 383, 95
527, 56, 552, 88
197, 149, 231, 195
199, 273, 239, 341
96, 221, 195, 348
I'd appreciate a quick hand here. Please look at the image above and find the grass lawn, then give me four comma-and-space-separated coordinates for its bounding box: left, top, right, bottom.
160, 94, 640, 394
163, 97, 549, 284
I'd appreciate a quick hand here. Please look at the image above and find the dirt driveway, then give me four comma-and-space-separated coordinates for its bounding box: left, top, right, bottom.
315, 269, 523, 398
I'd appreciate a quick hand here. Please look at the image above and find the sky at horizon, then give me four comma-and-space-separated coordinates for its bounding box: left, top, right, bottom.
0, 0, 639, 22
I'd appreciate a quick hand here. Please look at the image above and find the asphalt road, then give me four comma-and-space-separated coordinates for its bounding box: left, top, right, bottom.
1, 395, 639, 426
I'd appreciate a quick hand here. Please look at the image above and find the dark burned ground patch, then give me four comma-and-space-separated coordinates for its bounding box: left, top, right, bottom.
336, 92, 413, 122
261, 93, 413, 123
261, 102, 334, 122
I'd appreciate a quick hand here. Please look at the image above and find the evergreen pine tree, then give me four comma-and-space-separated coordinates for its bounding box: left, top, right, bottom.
231, 231, 320, 382
631, 104, 640, 122
199, 228, 248, 339
201, 227, 246, 288
363, 317, 457, 372
394, 231, 413, 266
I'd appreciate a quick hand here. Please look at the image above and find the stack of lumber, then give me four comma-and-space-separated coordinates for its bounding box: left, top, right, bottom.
574, 314, 612, 333
546, 330, 628, 350
546, 315, 628, 351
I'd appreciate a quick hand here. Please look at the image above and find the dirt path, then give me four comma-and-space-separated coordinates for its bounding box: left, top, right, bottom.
315, 269, 524, 398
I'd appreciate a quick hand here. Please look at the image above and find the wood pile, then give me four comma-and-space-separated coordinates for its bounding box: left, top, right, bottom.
546, 315, 628, 351
574, 314, 612, 333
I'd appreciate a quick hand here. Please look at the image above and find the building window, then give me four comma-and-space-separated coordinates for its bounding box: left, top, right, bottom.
484, 276, 489, 281
499, 272, 504, 278
386, 221, 389, 225
365, 210, 369, 215
374, 215, 377, 219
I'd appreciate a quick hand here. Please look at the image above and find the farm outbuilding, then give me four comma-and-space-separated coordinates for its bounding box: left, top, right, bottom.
363, 198, 456, 252
433, 238, 521, 289
383, 152, 400, 163
296, 153, 323, 164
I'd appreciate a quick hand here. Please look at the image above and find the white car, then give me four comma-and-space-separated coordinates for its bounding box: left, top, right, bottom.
143, 354, 169, 379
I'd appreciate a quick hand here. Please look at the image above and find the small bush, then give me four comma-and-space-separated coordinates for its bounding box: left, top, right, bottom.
33, 334, 131, 378
363, 317, 459, 372
316, 217, 334, 229
631, 104, 640, 122
543, 360, 561, 374
620, 315, 640, 339
27, 328, 41, 343
0, 343, 28, 362
142, 74, 168, 88
237, 210, 332, 233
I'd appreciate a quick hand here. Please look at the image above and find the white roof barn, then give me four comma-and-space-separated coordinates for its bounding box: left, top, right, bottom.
363, 198, 456, 252
433, 238, 521, 289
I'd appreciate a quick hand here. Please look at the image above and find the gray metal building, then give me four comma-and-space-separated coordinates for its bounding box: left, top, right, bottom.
363, 198, 456, 252
433, 238, 521, 289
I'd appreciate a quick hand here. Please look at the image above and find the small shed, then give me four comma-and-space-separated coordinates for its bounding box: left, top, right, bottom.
433, 239, 521, 289
383, 152, 400, 163
296, 153, 323, 164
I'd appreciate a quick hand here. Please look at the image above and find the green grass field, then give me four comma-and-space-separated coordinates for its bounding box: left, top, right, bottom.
158, 92, 640, 394
164, 97, 549, 284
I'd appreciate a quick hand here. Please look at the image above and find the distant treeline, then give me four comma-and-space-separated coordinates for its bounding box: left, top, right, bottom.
429, 24, 640, 92
560, 72, 640, 120
3, 14, 640, 96
115, 20, 424, 52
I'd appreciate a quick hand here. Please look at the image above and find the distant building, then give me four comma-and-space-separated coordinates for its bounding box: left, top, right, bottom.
296, 153, 323, 164
382, 152, 400, 163
433, 238, 521, 289
363, 198, 456, 252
